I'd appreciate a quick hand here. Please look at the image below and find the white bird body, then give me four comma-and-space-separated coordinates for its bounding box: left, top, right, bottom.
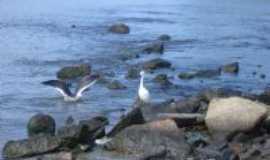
138, 71, 150, 103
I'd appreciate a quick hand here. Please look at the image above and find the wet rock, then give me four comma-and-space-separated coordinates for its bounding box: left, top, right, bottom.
107, 80, 127, 90
20, 152, 73, 160
3, 136, 64, 159
158, 34, 171, 41
107, 107, 145, 137
260, 74, 266, 79
143, 58, 171, 70
109, 23, 130, 34
143, 41, 164, 54
153, 74, 173, 86
222, 62, 239, 74
171, 95, 202, 113
27, 114, 56, 137
65, 116, 75, 126
71, 24, 76, 28
125, 68, 140, 79
205, 97, 268, 133
157, 113, 205, 127
57, 64, 91, 80
118, 47, 140, 61
105, 123, 190, 159
144, 119, 179, 131
178, 72, 195, 80
185, 131, 209, 147
199, 88, 243, 102
57, 116, 108, 145
178, 68, 221, 80
257, 88, 270, 105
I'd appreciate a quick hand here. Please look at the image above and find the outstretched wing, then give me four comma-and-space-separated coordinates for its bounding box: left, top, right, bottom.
42, 80, 72, 97
75, 75, 99, 97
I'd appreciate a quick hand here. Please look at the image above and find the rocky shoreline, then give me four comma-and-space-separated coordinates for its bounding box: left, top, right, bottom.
2, 23, 270, 160
3, 87, 270, 160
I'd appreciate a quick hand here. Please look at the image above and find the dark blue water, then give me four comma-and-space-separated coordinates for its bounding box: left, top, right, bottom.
1, 0, 270, 154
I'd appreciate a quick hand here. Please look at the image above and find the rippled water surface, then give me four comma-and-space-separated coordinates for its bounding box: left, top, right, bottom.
1, 0, 270, 155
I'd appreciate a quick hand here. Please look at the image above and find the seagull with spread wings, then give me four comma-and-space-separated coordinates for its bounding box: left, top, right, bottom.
42, 75, 99, 101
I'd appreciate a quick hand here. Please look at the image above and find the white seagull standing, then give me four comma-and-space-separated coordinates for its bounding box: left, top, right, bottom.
42, 75, 99, 102
138, 70, 151, 103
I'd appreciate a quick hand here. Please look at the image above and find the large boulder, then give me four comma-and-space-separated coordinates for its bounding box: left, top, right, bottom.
109, 23, 130, 34
57, 64, 91, 80
105, 122, 190, 159
143, 58, 171, 70
205, 97, 268, 133
107, 107, 145, 137
27, 114, 56, 137
3, 136, 64, 159
143, 41, 164, 54
57, 116, 108, 145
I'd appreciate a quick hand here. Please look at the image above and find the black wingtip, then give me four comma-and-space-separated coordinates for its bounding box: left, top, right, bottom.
41, 80, 54, 86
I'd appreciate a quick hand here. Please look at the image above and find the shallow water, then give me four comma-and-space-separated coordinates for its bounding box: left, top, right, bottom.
1, 0, 270, 157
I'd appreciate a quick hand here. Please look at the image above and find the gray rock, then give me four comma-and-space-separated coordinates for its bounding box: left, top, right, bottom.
107, 80, 127, 90
222, 62, 239, 74
178, 68, 221, 80
109, 23, 130, 34
143, 58, 171, 70
57, 64, 91, 80
107, 107, 145, 137
143, 41, 164, 54
178, 72, 195, 80
153, 74, 173, 86
258, 88, 270, 105
3, 136, 64, 159
18, 152, 73, 160
205, 97, 268, 133
125, 68, 140, 79
57, 116, 108, 144
27, 114, 56, 137
158, 34, 171, 41
199, 88, 242, 102
105, 123, 190, 159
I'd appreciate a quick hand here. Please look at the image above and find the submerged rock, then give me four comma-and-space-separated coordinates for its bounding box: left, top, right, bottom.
57, 64, 91, 80
109, 23, 130, 34
158, 34, 171, 41
205, 97, 268, 133
178, 68, 221, 80
125, 68, 140, 79
143, 41, 164, 54
222, 62, 239, 74
143, 58, 171, 70
107, 80, 127, 90
27, 114, 56, 137
153, 74, 173, 86
105, 123, 190, 159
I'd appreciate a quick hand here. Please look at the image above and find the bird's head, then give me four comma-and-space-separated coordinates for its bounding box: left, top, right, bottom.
140, 70, 145, 76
